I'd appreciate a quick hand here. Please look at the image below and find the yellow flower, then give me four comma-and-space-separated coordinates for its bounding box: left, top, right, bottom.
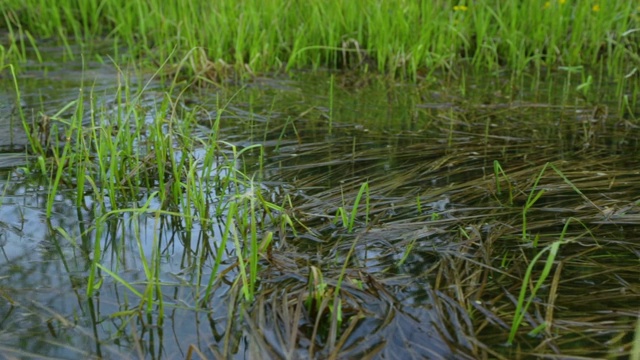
544, 0, 566, 10
453, 5, 468, 12
592, 4, 600, 12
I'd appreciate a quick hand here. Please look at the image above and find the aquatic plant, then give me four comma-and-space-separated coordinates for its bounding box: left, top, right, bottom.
1, 26, 639, 357
8, 63, 297, 326
335, 182, 369, 233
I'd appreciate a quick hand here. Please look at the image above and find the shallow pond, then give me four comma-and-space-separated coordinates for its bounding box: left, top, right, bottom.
1, 51, 639, 359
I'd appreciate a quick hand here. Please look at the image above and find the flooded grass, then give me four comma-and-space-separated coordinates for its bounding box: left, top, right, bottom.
1, 61, 638, 358
254, 106, 640, 358
1, 2, 640, 359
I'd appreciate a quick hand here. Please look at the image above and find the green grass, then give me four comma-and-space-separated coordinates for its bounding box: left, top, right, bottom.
507, 217, 595, 345
2, 5, 640, 355
9, 64, 293, 316
1, 0, 639, 79
335, 182, 370, 233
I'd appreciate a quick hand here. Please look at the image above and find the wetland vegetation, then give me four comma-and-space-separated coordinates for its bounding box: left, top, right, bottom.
1, 1, 640, 359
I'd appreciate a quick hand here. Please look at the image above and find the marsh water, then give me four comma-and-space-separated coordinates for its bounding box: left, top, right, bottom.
1, 49, 640, 359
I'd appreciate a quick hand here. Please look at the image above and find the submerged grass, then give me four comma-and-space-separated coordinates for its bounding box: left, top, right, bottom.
247, 87, 640, 357
2, 17, 640, 356
1, 64, 639, 357
2, 0, 640, 81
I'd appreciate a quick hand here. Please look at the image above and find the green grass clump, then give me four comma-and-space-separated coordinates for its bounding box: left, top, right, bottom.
1, 0, 639, 78
10, 65, 293, 317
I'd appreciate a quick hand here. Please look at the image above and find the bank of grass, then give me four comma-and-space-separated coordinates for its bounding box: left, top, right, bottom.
1, 0, 639, 79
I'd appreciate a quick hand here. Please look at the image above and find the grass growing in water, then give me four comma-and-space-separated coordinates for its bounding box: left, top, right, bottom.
2, 66, 640, 358
10, 65, 297, 324
508, 217, 595, 345
2, 17, 640, 356
334, 182, 369, 233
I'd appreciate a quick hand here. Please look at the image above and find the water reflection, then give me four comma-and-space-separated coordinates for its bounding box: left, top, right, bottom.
0, 54, 639, 358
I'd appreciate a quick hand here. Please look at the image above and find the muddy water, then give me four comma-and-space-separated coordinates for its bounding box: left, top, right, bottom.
1, 53, 640, 359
